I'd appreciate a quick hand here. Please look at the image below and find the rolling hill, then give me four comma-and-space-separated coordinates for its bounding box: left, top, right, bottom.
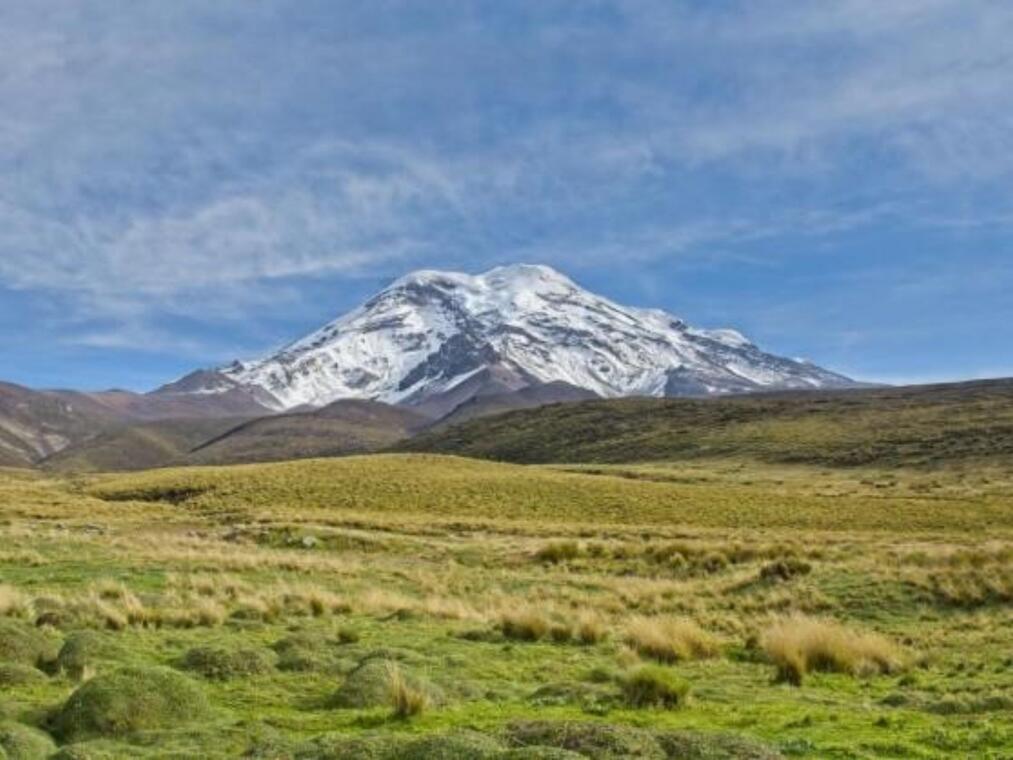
400, 378, 1013, 468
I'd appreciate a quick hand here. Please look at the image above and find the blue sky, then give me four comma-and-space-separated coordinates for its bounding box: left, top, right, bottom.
2, 1, 1011, 391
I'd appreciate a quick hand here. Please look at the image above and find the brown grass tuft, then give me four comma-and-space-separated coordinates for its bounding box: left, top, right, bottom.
624, 617, 719, 663
761, 615, 907, 685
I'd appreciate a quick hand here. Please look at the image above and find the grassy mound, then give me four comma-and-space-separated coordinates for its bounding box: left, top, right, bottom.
0, 722, 57, 760
293, 734, 402, 759
180, 646, 274, 680
620, 666, 691, 709
272, 633, 342, 673
0, 664, 46, 688
498, 749, 588, 759
0, 620, 59, 669
328, 659, 436, 710
55, 632, 123, 679
52, 666, 210, 741
504, 722, 666, 759
654, 731, 783, 759
397, 731, 504, 759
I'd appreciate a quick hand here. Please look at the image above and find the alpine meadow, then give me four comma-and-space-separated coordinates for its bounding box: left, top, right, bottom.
2, 3, 1013, 759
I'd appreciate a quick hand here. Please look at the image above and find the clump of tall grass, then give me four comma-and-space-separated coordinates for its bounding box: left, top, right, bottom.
388, 661, 429, 719
624, 617, 719, 663
761, 615, 907, 685
498, 607, 610, 645
621, 665, 691, 709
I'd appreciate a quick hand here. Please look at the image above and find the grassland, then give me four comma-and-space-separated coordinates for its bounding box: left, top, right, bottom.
401, 379, 1013, 468
0, 452, 1010, 759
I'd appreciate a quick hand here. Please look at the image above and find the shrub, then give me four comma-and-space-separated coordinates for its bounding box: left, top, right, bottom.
52, 666, 210, 741
0, 663, 46, 688
0, 620, 60, 669
624, 617, 719, 663
761, 615, 907, 685
621, 665, 691, 709
180, 646, 274, 680
0, 722, 57, 760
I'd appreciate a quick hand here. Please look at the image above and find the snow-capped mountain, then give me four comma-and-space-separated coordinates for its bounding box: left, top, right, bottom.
180, 264, 859, 412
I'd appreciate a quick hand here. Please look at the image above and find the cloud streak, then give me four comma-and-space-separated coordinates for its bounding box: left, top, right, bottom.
1, 0, 1011, 366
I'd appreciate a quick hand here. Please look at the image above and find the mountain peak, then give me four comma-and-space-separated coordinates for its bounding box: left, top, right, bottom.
174, 263, 859, 411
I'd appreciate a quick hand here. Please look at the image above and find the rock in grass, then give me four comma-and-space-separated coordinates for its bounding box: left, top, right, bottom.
0, 663, 46, 688
0, 722, 57, 760
654, 730, 784, 759
503, 722, 665, 760
52, 666, 210, 741
0, 620, 60, 669
327, 659, 437, 710
180, 646, 275, 680
55, 632, 123, 679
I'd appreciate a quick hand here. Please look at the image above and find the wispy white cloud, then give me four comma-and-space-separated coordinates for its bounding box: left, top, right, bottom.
1, 0, 1011, 361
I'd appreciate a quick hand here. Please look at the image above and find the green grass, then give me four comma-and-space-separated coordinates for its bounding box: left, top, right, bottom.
0, 452, 1009, 758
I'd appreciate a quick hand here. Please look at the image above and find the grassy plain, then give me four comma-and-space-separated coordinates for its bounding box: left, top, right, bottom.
0, 454, 1010, 758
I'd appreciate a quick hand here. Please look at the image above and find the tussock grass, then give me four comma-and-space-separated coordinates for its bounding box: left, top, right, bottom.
621, 665, 691, 709
388, 661, 429, 719
761, 615, 907, 685
624, 617, 719, 663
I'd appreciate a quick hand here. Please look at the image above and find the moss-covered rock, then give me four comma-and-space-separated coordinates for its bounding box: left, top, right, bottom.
0, 621, 59, 669
0, 722, 57, 760
503, 722, 665, 760
0, 663, 45, 688
52, 666, 210, 741
180, 646, 275, 680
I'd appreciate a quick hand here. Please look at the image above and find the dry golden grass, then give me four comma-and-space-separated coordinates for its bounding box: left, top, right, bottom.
387, 661, 429, 719
761, 615, 908, 685
624, 616, 720, 663
0, 584, 33, 618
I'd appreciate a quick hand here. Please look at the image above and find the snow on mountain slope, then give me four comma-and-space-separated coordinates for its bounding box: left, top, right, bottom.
190, 264, 858, 412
